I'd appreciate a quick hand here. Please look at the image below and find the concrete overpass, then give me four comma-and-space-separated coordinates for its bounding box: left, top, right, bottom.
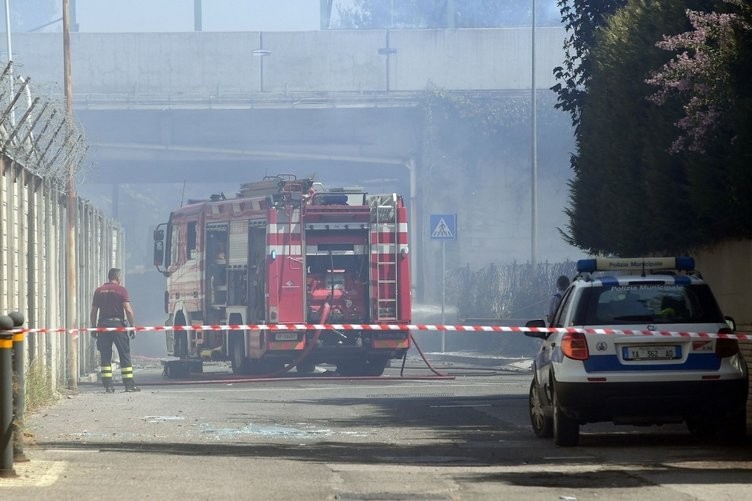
13, 27, 564, 183
10, 28, 574, 311
16, 28, 563, 94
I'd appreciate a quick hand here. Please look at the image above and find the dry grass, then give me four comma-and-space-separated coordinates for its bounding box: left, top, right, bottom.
23, 359, 60, 414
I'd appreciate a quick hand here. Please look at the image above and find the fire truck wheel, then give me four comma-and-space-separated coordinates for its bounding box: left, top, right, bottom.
335, 361, 358, 377
230, 335, 250, 375
296, 360, 316, 374
337, 357, 387, 377
174, 331, 188, 358
362, 357, 388, 376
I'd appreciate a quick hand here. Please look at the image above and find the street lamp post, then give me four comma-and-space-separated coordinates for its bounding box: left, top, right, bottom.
252, 33, 271, 93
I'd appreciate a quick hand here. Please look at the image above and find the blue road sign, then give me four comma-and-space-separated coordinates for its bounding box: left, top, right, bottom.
430, 214, 456, 240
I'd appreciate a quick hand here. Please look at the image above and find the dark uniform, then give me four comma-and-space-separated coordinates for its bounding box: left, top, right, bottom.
547, 275, 571, 324
90, 268, 140, 392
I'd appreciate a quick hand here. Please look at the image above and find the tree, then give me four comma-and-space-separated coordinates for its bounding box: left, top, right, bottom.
562, 0, 707, 255
561, 0, 752, 254
646, 1, 752, 242
551, 0, 628, 252
646, 1, 751, 154
551, 0, 627, 131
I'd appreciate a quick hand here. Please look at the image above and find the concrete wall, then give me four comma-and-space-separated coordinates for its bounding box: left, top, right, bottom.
694, 241, 752, 430
0, 158, 124, 391
14, 28, 564, 98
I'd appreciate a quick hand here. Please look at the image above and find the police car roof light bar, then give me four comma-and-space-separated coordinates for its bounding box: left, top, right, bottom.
576, 256, 695, 274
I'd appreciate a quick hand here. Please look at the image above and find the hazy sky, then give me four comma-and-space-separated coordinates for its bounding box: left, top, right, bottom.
75, 0, 325, 32
5, 1, 558, 33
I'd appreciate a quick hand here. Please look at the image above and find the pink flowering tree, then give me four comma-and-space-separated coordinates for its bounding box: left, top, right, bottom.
646, 1, 751, 153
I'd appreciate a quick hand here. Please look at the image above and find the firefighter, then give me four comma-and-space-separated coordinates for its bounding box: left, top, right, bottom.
89, 267, 140, 393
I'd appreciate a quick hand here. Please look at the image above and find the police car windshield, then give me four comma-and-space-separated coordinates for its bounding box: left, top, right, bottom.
581, 283, 724, 325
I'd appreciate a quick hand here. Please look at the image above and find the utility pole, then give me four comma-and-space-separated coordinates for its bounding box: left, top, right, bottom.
63, 0, 78, 391
4, 0, 15, 127
530, 0, 538, 268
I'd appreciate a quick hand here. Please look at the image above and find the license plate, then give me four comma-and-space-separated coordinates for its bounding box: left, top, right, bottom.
275, 332, 298, 341
622, 345, 681, 361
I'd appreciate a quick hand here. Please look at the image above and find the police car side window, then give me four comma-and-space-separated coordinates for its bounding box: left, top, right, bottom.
552, 287, 574, 327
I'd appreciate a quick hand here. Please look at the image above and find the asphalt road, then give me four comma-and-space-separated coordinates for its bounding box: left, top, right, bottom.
2, 359, 751, 500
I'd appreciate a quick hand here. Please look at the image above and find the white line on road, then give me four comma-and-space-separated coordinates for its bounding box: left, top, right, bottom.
429, 404, 493, 408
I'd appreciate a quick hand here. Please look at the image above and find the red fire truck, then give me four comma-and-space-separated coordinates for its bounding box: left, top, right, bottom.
153, 175, 411, 377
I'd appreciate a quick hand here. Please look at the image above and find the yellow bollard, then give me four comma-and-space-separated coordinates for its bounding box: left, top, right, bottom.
10, 311, 28, 463
0, 314, 17, 478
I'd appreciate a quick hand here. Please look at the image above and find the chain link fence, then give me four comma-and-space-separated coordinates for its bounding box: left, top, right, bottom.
435, 260, 577, 356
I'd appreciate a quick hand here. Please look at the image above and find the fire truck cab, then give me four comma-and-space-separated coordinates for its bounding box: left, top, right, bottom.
153, 175, 411, 377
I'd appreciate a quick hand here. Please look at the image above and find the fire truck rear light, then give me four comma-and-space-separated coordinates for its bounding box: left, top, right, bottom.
561, 332, 589, 360
400, 247, 408, 258
270, 249, 277, 261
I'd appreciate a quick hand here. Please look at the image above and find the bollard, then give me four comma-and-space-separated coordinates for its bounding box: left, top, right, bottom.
10, 311, 28, 463
0, 314, 17, 478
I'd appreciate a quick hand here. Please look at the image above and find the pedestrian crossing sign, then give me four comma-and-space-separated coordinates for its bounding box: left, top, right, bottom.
430, 214, 456, 240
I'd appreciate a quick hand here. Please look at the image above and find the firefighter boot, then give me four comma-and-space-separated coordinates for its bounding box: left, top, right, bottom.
101, 365, 115, 393
124, 384, 141, 392
122, 366, 140, 392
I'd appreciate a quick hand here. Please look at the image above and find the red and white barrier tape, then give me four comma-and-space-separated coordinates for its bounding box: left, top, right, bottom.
8, 323, 752, 340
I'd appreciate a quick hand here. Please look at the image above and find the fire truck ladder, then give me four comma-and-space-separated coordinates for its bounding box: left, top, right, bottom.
369, 194, 399, 322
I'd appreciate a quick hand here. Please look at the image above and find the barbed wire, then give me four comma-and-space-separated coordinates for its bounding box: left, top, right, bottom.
0, 61, 89, 193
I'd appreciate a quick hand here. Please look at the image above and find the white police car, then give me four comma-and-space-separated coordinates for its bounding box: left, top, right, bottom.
526, 257, 748, 446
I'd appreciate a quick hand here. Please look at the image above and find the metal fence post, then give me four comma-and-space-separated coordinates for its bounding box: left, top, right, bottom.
0, 314, 17, 478
10, 311, 27, 462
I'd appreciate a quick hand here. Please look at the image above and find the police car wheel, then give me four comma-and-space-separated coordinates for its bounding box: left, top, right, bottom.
717, 407, 747, 445
686, 416, 717, 441
553, 389, 579, 446
529, 379, 553, 438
